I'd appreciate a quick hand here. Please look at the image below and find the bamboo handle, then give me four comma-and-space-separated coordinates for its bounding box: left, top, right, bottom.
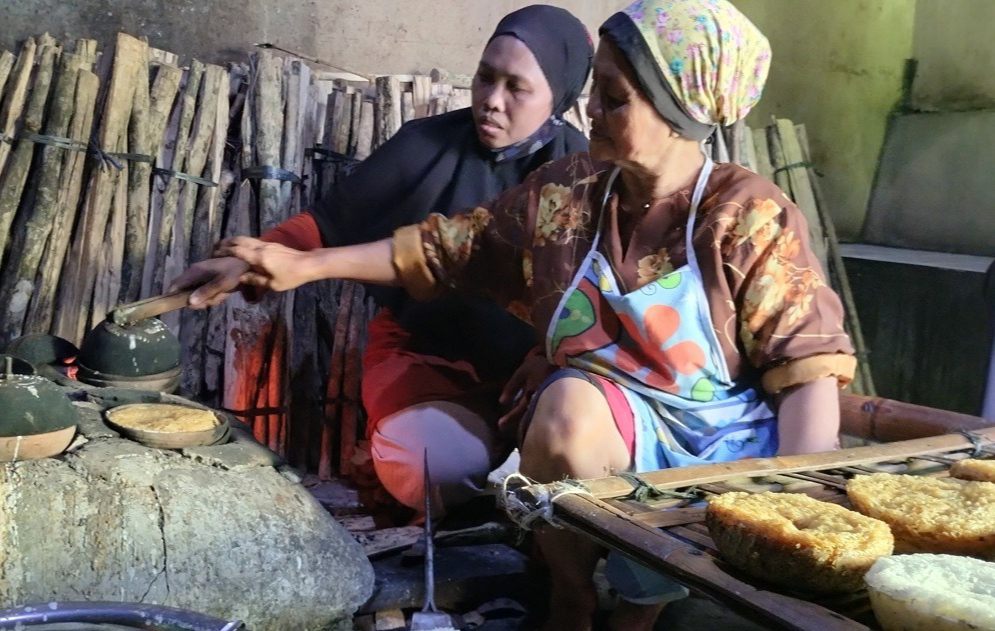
109, 289, 193, 326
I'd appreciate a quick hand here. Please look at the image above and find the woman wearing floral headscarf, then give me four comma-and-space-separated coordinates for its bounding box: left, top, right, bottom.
215, 1, 856, 628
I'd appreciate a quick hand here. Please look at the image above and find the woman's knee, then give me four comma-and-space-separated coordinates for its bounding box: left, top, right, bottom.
520, 377, 629, 480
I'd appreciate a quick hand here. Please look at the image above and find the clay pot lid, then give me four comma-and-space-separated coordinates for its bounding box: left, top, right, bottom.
78, 318, 180, 378
5, 333, 78, 367
0, 358, 78, 437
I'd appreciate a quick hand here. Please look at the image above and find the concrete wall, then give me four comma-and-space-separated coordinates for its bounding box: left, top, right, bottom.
735, 0, 916, 240
912, 0, 995, 111
2, 0, 625, 76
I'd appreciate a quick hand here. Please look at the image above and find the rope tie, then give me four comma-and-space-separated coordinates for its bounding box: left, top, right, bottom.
500, 472, 591, 531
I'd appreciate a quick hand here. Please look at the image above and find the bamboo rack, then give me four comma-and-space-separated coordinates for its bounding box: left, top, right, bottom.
508, 403, 995, 631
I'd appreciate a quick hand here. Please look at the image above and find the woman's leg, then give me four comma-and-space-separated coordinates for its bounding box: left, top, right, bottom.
371, 400, 501, 513
519, 376, 631, 631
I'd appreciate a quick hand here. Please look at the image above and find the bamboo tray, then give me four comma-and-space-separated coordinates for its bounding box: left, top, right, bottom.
506, 395, 995, 631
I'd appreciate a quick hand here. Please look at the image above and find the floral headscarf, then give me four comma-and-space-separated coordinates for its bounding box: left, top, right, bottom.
600, 0, 771, 140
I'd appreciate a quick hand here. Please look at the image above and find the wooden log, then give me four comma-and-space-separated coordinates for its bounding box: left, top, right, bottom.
0, 37, 37, 177
347, 89, 363, 157
54, 33, 147, 343
0, 46, 80, 342
29, 66, 99, 333
282, 58, 308, 217
148, 59, 204, 300
120, 57, 181, 304
332, 85, 353, 155
92, 159, 129, 326
164, 62, 225, 307
0, 36, 58, 278
254, 51, 283, 230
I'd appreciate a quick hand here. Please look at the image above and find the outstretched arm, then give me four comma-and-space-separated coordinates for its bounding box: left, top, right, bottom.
213, 236, 398, 293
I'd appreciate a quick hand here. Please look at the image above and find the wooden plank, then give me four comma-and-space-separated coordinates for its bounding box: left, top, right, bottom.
355, 98, 374, 161
374, 75, 401, 148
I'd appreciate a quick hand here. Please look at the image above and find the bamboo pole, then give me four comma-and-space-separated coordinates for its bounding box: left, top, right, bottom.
29, 62, 99, 334
0, 38, 37, 177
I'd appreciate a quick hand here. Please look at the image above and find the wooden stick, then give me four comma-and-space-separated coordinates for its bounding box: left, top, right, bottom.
0, 46, 78, 342
0, 37, 37, 177
120, 57, 181, 304
412, 75, 432, 120
54, 33, 147, 342
29, 65, 99, 334
339, 283, 366, 476
751, 126, 774, 182
374, 75, 401, 149
149, 59, 204, 299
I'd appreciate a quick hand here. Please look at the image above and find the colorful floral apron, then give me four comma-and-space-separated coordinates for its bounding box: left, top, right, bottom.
545, 158, 777, 472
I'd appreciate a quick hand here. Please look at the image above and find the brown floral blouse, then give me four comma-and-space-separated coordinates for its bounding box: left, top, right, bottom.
393, 152, 856, 394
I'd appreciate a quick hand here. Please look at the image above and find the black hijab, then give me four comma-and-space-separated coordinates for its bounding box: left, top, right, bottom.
309, 7, 592, 380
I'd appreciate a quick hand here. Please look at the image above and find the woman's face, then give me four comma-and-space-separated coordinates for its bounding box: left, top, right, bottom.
587, 39, 678, 166
471, 35, 554, 149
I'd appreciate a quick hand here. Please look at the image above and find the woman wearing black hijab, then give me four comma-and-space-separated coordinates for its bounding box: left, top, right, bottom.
176, 5, 593, 513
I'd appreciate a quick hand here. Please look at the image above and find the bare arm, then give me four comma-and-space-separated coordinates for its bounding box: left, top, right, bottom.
775, 376, 840, 455
213, 236, 398, 293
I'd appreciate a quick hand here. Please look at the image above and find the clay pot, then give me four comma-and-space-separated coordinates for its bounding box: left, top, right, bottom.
77, 318, 181, 393
0, 366, 78, 461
